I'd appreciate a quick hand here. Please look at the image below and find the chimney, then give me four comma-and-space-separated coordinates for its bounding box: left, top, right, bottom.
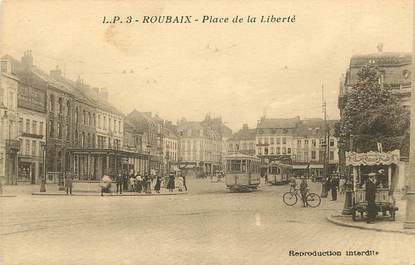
0, 59, 11, 74
377, 43, 383, 53
99, 87, 108, 101
50, 65, 62, 79
21, 50, 33, 70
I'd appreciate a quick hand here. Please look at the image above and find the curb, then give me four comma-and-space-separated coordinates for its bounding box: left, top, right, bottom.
0, 195, 17, 197
326, 214, 415, 235
31, 191, 188, 197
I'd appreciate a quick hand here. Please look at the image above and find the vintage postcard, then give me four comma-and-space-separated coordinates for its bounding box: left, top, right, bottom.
0, 0, 414, 265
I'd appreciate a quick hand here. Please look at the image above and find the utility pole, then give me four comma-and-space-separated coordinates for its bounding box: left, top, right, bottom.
321, 84, 329, 198
404, 0, 415, 229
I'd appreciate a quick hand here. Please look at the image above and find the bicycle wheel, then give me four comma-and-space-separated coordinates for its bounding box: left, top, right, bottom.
306, 193, 321, 208
283, 192, 297, 206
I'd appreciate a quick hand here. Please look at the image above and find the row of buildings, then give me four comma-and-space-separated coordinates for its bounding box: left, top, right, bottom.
227, 117, 339, 177
0, 51, 231, 185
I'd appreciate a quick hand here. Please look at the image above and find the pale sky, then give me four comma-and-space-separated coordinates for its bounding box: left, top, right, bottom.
0, 0, 412, 131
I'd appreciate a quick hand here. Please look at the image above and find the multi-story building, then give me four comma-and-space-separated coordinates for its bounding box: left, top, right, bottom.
227, 123, 256, 156
292, 119, 339, 176
255, 117, 299, 176
339, 50, 412, 112
177, 118, 222, 176
126, 110, 163, 174
162, 122, 178, 173
0, 58, 20, 185
17, 80, 46, 184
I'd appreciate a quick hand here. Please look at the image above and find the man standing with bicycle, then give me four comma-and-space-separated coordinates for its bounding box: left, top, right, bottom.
300, 176, 308, 207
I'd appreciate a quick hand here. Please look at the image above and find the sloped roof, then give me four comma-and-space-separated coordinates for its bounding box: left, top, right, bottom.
257, 117, 300, 129
228, 128, 256, 141
294, 119, 338, 137
350, 52, 411, 68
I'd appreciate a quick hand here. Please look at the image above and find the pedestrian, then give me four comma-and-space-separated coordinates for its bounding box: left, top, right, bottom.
116, 173, 123, 194
100, 175, 112, 196
146, 174, 152, 194
154, 175, 161, 193
136, 173, 143, 193
167, 172, 175, 192
129, 174, 136, 192
182, 174, 188, 191
366, 173, 377, 224
331, 176, 339, 201
176, 175, 184, 192
123, 172, 129, 191
299, 176, 308, 207
65, 173, 73, 195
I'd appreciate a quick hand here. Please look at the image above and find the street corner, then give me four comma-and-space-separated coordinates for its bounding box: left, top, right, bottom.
326, 214, 415, 235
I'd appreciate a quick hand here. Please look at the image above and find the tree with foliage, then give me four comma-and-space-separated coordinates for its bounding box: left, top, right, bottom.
337, 64, 409, 154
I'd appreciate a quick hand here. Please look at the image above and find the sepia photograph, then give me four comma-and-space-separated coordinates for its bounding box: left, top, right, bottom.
0, 0, 414, 264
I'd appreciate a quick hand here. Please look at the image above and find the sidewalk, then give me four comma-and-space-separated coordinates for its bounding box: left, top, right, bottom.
1, 183, 188, 197
326, 197, 415, 235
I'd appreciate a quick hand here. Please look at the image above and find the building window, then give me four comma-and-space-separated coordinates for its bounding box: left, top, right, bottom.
75, 107, 79, 124
32, 140, 36, 156
32, 121, 37, 135
25, 119, 30, 133
282, 137, 286, 145
330, 139, 335, 147
98, 115, 101, 129
49, 95, 55, 112
270, 147, 274, 154
25, 139, 30, 155
270, 138, 274, 144
287, 148, 291, 154
114, 119, 117, 133
264, 147, 268, 155
104, 116, 107, 130
311, 151, 316, 160
282, 147, 286, 154
67, 100, 71, 116
304, 139, 309, 145
330, 151, 334, 161
118, 121, 121, 133
58, 98, 63, 114
297, 139, 301, 147
49, 119, 54, 137
109, 118, 112, 131
58, 122, 62, 139
39, 122, 44, 136
89, 112, 92, 126
312, 139, 316, 147
18, 118, 23, 135
264, 138, 269, 145
276, 138, 281, 145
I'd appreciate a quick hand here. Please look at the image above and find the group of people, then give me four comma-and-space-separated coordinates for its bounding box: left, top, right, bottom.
101, 171, 187, 195
321, 174, 346, 201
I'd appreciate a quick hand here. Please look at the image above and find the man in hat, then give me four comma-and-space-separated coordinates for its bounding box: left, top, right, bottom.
366, 173, 377, 224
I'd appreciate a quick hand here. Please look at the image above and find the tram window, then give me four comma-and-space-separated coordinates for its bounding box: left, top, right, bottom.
231, 160, 241, 172
242, 160, 247, 172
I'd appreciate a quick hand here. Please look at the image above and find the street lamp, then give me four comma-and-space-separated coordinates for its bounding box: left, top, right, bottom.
40, 141, 46, 192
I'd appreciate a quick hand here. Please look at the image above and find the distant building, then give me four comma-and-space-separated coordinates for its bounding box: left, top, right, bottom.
227, 123, 256, 156
177, 118, 222, 177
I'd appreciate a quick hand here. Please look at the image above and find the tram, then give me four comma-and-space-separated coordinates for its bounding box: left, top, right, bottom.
267, 161, 292, 185
224, 153, 261, 192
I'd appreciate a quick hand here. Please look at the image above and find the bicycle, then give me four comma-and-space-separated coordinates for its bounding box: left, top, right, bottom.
282, 187, 321, 208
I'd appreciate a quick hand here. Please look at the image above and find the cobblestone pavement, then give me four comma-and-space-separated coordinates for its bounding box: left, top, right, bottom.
1, 179, 414, 265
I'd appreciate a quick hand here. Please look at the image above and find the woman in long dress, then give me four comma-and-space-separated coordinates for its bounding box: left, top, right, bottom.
154, 175, 161, 193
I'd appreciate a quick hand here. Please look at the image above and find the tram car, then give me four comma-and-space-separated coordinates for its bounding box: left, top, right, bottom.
224, 153, 261, 192
267, 161, 292, 185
